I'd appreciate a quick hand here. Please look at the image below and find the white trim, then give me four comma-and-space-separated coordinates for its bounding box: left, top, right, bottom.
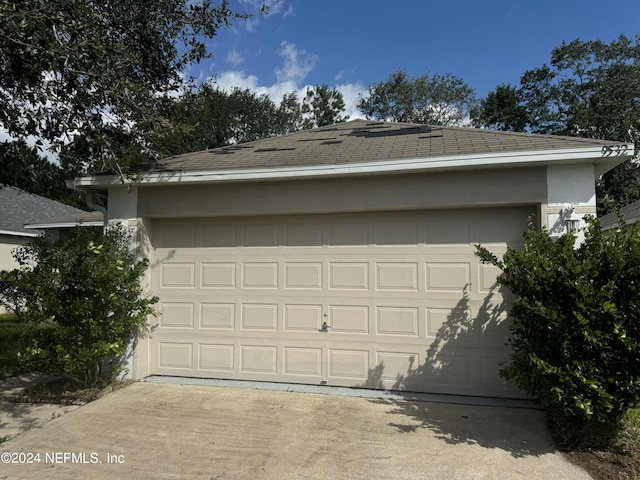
72, 144, 633, 190
0, 229, 40, 238
24, 222, 104, 230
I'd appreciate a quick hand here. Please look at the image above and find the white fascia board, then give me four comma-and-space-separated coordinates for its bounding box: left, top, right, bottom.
72, 144, 633, 190
0, 229, 40, 238
24, 222, 104, 230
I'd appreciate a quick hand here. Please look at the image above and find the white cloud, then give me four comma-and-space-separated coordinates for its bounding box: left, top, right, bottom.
238, 0, 293, 31
211, 69, 366, 122
275, 41, 319, 84
335, 82, 367, 121
225, 48, 245, 67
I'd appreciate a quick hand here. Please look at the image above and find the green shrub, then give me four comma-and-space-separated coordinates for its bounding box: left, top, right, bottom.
0, 226, 157, 387
476, 216, 640, 448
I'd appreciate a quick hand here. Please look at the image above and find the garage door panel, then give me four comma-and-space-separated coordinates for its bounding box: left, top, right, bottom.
425, 263, 470, 292
328, 349, 369, 380
284, 304, 322, 331
328, 305, 369, 334
201, 262, 236, 289
157, 342, 193, 370
374, 219, 419, 245
376, 306, 420, 336
158, 302, 195, 329
284, 262, 322, 289
376, 262, 418, 291
202, 223, 236, 247
329, 262, 369, 289
198, 344, 235, 372
160, 263, 196, 288
283, 347, 322, 376
242, 262, 279, 289
284, 222, 323, 247
150, 208, 532, 398
241, 304, 278, 331
200, 303, 235, 329
240, 345, 278, 374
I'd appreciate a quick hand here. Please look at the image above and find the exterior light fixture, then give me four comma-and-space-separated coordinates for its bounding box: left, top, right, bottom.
562, 206, 581, 233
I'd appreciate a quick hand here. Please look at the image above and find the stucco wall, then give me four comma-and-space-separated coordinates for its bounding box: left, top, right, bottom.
134, 167, 549, 219
0, 235, 31, 272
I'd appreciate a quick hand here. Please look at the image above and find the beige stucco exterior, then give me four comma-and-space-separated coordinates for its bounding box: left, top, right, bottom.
0, 234, 31, 273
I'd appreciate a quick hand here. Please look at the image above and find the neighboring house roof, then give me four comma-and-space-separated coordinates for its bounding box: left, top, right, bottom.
24, 210, 104, 231
599, 200, 640, 230
72, 120, 634, 191
0, 184, 87, 237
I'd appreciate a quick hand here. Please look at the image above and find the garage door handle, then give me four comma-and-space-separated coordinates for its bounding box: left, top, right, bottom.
321, 321, 330, 331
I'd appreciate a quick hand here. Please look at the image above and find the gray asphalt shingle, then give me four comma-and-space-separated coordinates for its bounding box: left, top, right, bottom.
0, 185, 86, 234
142, 119, 628, 173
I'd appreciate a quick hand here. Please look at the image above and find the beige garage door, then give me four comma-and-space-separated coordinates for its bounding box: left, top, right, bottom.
149, 207, 532, 398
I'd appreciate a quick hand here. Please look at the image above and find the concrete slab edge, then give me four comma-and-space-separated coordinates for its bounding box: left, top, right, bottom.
143, 375, 540, 409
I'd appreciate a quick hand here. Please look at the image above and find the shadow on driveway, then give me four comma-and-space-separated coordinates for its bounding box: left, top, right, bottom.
0, 382, 590, 479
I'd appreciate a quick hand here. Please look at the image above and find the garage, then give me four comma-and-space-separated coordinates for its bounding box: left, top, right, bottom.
72, 119, 632, 398
149, 207, 531, 398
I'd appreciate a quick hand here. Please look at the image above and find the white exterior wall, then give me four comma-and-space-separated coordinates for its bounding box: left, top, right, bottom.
106, 187, 150, 379
545, 165, 597, 242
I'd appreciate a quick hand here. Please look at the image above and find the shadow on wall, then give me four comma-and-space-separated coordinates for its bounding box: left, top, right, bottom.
358, 285, 552, 458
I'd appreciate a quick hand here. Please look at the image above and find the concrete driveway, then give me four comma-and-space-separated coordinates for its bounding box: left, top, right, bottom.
0, 382, 590, 479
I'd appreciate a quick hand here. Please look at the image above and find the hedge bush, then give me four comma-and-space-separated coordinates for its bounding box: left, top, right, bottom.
476, 216, 640, 447
0, 225, 157, 387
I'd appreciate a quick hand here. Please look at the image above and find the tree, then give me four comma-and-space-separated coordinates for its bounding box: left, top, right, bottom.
301, 84, 349, 129
0, 226, 158, 387
0, 0, 254, 173
275, 92, 303, 135
150, 83, 301, 157
517, 35, 640, 214
476, 217, 640, 448
471, 84, 528, 131
0, 139, 84, 207
357, 70, 477, 126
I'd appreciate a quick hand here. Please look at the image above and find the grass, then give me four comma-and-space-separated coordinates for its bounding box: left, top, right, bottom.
0, 313, 54, 380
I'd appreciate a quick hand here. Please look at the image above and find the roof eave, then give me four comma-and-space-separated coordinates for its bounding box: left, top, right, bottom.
24, 222, 104, 230
0, 229, 41, 238
71, 144, 633, 192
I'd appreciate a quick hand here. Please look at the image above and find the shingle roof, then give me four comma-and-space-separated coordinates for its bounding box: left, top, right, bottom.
143, 119, 628, 173
599, 200, 640, 230
0, 185, 86, 235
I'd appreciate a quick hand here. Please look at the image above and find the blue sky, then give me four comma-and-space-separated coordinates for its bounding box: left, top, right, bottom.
193, 0, 640, 119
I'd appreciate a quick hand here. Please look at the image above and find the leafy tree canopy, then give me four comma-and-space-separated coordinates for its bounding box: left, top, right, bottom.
0, 0, 253, 173
357, 70, 477, 126
145, 83, 349, 158
473, 35, 640, 214
0, 140, 84, 207
470, 84, 528, 132
301, 84, 349, 129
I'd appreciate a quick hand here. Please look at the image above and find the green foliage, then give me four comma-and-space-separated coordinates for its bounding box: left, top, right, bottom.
0, 0, 254, 173
151, 83, 285, 156
470, 84, 528, 132
301, 84, 349, 129
0, 313, 55, 380
357, 69, 477, 126
476, 217, 640, 447
0, 226, 158, 387
0, 139, 84, 207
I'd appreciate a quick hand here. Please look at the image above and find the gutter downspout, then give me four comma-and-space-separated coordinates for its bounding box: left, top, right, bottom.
65, 179, 108, 231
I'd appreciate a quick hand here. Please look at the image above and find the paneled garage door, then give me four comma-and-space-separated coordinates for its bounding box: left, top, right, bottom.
149, 207, 532, 398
